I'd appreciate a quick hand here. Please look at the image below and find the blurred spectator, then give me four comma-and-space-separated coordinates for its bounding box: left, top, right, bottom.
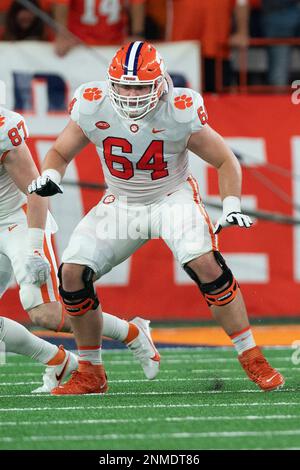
0, 1, 12, 39
145, 0, 166, 40
52, 0, 146, 56
261, 0, 300, 86
0, 0, 61, 41
166, 0, 250, 92
249, 0, 263, 37
1, 0, 46, 40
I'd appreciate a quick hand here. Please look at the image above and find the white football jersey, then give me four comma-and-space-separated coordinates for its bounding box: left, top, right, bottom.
0, 107, 28, 217
69, 80, 207, 204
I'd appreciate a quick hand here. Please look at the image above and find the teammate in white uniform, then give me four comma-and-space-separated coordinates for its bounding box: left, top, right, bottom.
29, 41, 284, 394
0, 106, 78, 391
0, 105, 160, 393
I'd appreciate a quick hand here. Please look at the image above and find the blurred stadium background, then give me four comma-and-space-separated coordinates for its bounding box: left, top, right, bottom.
0, 0, 300, 451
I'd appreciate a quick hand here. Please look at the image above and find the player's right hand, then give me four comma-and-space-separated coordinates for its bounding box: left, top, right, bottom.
25, 251, 51, 285
28, 175, 63, 197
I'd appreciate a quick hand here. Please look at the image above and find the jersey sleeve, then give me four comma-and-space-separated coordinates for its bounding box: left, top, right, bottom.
190, 91, 209, 134
68, 85, 82, 125
0, 111, 29, 162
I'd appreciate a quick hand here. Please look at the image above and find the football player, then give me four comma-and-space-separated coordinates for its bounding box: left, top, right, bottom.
29, 41, 284, 394
0, 105, 160, 393
0, 316, 78, 393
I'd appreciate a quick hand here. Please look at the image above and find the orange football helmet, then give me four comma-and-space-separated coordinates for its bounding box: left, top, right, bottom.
107, 41, 166, 120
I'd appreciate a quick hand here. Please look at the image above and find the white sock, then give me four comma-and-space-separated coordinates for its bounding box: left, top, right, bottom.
102, 312, 129, 342
78, 346, 102, 365
230, 326, 256, 355
0, 316, 59, 364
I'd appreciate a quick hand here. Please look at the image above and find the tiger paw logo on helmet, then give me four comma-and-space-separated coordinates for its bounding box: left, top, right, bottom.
83, 87, 102, 102
0, 115, 5, 127
174, 95, 193, 110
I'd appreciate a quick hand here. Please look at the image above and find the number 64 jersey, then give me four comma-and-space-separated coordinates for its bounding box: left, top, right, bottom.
0, 107, 28, 218
69, 81, 208, 205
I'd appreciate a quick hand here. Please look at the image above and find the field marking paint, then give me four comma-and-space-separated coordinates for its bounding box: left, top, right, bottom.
2, 429, 300, 443
0, 414, 300, 427
1, 401, 300, 413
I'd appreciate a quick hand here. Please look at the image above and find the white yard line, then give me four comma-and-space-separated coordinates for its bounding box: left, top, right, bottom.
0, 357, 294, 367
0, 377, 253, 386
192, 367, 299, 372
0, 382, 41, 386
1, 429, 300, 443
1, 401, 300, 413
0, 415, 299, 427
0, 389, 286, 398
0, 373, 42, 377
0, 367, 297, 377
2, 346, 292, 359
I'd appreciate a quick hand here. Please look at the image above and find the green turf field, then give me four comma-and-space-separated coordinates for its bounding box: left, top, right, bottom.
0, 347, 300, 450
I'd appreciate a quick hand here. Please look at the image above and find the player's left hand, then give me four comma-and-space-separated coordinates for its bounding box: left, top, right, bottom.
213, 196, 253, 234
25, 228, 51, 285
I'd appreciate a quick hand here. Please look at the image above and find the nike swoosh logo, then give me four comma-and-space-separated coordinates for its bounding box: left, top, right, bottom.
266, 374, 277, 383
8, 224, 18, 232
33, 250, 43, 258
55, 355, 70, 383
137, 322, 160, 362
152, 128, 165, 134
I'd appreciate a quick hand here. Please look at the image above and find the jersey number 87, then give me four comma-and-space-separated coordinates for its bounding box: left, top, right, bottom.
8, 120, 28, 147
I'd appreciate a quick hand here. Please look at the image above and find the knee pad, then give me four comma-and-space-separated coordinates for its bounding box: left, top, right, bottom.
58, 264, 99, 316
184, 251, 239, 307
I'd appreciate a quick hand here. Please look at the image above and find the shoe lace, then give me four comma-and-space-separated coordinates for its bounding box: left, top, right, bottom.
248, 356, 274, 378
69, 369, 103, 383
59, 370, 87, 389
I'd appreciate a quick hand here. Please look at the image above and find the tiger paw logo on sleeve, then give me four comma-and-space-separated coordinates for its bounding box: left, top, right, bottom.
83, 87, 102, 102
174, 95, 193, 110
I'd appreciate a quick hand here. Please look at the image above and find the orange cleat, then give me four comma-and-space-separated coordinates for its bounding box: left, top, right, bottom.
238, 346, 285, 391
51, 361, 108, 395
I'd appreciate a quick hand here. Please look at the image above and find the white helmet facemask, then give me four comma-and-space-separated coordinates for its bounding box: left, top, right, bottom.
107, 76, 164, 121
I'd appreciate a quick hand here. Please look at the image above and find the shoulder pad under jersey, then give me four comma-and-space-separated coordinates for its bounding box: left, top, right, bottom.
0, 107, 28, 156
169, 87, 204, 124
69, 81, 108, 121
